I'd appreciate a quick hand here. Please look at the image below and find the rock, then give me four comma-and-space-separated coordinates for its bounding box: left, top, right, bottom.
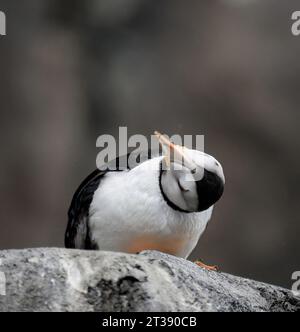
0, 248, 298, 312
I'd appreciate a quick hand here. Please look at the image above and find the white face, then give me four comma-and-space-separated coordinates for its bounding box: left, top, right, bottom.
184, 149, 225, 184
160, 148, 225, 213
161, 164, 199, 212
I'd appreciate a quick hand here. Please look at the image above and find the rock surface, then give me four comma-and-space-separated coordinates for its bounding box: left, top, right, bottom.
0, 248, 298, 312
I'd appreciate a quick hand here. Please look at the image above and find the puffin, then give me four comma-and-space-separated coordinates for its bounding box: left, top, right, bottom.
65, 132, 225, 270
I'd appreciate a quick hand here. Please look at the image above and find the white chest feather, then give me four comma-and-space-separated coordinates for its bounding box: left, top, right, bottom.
89, 157, 213, 258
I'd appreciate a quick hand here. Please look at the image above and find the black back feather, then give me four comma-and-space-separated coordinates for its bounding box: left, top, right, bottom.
65, 169, 105, 249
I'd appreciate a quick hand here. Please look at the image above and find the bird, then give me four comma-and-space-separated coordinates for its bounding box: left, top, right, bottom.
65, 131, 225, 270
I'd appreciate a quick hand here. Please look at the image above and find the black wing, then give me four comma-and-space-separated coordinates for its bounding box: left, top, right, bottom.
65, 168, 105, 249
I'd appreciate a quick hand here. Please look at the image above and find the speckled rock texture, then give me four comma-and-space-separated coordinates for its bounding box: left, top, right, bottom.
0, 248, 298, 312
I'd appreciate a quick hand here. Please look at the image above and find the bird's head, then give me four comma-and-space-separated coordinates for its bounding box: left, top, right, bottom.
155, 131, 225, 213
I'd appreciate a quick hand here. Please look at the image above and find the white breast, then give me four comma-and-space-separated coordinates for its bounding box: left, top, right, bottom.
89, 157, 213, 258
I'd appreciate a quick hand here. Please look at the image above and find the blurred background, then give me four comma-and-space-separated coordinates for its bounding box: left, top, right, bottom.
0, 0, 299, 288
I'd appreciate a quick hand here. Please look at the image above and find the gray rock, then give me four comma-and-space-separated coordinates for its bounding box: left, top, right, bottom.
0, 248, 298, 312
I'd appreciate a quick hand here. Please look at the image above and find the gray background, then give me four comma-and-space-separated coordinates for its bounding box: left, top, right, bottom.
0, 0, 299, 288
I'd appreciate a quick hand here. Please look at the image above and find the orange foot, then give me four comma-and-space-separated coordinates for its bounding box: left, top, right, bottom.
194, 260, 219, 272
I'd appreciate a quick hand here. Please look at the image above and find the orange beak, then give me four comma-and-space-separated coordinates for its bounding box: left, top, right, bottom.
154, 131, 197, 171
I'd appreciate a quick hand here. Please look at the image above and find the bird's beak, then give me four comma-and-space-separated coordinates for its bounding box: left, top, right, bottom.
154, 131, 197, 172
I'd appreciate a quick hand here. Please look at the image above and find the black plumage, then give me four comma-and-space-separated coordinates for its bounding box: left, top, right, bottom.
65, 168, 104, 249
